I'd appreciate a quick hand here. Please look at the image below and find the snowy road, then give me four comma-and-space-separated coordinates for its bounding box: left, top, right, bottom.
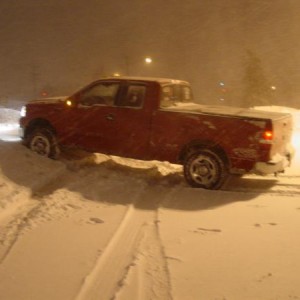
0, 122, 300, 299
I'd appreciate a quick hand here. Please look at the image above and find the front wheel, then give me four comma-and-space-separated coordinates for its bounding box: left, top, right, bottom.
27, 128, 60, 159
183, 149, 228, 189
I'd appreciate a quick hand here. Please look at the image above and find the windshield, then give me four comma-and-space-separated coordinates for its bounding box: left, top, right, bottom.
160, 84, 195, 108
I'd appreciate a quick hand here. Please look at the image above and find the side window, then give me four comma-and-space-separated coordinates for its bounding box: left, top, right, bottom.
118, 85, 146, 108
79, 82, 120, 106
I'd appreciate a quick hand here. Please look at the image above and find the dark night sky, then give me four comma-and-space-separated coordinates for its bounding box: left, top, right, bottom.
0, 0, 300, 107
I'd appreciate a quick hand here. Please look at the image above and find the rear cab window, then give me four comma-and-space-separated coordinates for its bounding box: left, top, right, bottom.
160, 84, 194, 108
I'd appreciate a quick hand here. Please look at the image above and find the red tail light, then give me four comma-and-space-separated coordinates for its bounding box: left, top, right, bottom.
263, 130, 273, 141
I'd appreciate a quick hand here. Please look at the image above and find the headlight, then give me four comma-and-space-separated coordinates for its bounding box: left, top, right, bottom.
20, 106, 26, 117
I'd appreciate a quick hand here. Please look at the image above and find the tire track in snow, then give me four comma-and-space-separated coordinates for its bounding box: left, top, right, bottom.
0, 194, 78, 265
0, 166, 72, 264
75, 187, 173, 300
0, 158, 70, 263
224, 174, 300, 196
0, 200, 44, 264
114, 211, 173, 300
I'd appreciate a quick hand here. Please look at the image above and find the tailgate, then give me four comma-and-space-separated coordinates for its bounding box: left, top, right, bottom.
270, 113, 294, 159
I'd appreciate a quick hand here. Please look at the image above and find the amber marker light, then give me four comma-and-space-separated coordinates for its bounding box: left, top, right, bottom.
66, 100, 72, 106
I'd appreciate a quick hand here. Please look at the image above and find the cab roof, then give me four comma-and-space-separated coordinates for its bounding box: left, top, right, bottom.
102, 76, 190, 86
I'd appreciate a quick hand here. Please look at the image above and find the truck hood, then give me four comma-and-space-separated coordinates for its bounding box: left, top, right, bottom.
164, 103, 291, 121
28, 96, 67, 105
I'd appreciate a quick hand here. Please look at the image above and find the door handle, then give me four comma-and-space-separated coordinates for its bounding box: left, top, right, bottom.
106, 113, 114, 121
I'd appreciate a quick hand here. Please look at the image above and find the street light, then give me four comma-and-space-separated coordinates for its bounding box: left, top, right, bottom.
124, 56, 153, 75
145, 57, 152, 64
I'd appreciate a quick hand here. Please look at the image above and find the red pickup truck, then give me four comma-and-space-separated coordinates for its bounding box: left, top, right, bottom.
19, 77, 294, 189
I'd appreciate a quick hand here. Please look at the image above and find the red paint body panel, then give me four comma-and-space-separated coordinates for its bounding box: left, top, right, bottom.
19, 77, 294, 175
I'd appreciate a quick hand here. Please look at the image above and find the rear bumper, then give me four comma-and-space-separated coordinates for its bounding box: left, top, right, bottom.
253, 151, 293, 175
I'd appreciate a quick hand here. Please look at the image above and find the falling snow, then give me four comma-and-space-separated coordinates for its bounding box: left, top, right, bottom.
0, 107, 300, 299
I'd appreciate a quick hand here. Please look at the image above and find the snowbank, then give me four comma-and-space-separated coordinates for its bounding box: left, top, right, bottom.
0, 107, 300, 300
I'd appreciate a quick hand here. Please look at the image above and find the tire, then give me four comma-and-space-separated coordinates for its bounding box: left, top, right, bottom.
183, 149, 228, 189
27, 128, 60, 159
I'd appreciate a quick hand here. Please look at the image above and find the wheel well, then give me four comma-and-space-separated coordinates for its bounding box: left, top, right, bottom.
179, 140, 230, 167
24, 118, 56, 140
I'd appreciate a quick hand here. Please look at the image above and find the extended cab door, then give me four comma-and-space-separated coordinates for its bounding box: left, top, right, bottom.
74, 80, 153, 159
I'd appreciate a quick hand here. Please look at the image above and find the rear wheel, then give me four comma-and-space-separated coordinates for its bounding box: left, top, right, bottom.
183, 149, 227, 189
27, 128, 60, 159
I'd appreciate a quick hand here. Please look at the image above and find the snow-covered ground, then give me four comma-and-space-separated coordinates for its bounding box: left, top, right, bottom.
0, 108, 300, 300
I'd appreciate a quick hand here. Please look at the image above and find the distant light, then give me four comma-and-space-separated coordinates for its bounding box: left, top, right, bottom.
145, 57, 152, 64
41, 91, 48, 97
271, 86, 277, 90
0, 123, 19, 132
219, 82, 225, 86
113, 73, 121, 77
0, 123, 21, 142
220, 98, 225, 101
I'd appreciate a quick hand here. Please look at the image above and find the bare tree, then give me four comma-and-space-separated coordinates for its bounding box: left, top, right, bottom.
242, 50, 272, 107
